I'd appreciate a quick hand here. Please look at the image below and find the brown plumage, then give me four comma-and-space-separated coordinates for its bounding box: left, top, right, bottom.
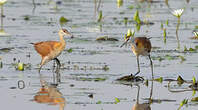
32, 29, 72, 73
121, 37, 153, 79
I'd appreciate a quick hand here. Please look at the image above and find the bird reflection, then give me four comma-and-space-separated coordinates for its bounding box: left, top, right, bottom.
132, 81, 153, 110
33, 80, 66, 110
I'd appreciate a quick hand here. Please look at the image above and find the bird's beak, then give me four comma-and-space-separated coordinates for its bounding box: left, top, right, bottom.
120, 38, 129, 48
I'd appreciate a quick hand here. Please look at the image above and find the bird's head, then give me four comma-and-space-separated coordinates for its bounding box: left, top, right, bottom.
120, 34, 131, 48
59, 29, 73, 38
120, 29, 135, 48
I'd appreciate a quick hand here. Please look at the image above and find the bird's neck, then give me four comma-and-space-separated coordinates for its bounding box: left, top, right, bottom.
58, 32, 66, 45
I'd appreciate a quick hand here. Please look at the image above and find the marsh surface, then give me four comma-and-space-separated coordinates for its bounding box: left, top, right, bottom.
0, 0, 198, 110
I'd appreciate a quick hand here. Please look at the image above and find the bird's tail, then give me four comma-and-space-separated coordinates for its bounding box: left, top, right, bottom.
30, 43, 34, 45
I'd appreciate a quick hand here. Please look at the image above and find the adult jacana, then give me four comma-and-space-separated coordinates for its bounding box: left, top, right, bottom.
32, 28, 72, 73
120, 35, 153, 79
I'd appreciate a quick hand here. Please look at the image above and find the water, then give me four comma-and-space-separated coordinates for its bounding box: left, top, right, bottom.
0, 0, 198, 110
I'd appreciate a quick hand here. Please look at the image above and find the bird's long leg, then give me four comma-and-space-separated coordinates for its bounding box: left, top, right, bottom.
133, 56, 140, 76
52, 59, 56, 73
148, 55, 154, 79
38, 64, 43, 74
54, 58, 61, 83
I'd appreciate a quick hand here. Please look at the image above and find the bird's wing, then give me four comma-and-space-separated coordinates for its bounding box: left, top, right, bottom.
33, 41, 59, 57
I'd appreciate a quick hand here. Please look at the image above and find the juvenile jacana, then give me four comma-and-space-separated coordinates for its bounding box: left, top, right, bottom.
31, 28, 72, 73
120, 35, 153, 79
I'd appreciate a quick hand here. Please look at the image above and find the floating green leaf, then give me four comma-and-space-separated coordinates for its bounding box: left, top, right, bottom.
24, 15, 30, 21
145, 79, 149, 86
115, 97, 120, 104
59, 16, 69, 25
128, 5, 134, 10
67, 48, 73, 53
18, 63, 24, 71
154, 77, 163, 83
177, 75, 184, 85
96, 100, 102, 104
191, 97, 198, 101
179, 55, 186, 62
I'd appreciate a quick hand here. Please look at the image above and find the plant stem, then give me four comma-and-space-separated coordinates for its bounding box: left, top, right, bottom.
176, 17, 180, 49
1, 5, 3, 30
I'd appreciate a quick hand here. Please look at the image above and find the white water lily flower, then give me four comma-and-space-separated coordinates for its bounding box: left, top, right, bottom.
172, 9, 184, 18
0, 0, 7, 5
194, 32, 198, 37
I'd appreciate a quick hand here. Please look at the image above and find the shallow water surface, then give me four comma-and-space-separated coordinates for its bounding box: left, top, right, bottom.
0, 0, 198, 110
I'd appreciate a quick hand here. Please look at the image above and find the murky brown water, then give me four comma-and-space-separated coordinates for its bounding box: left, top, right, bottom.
0, 0, 198, 110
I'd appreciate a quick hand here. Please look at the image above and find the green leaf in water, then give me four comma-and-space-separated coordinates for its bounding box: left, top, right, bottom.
166, 19, 169, 26
117, 0, 123, 8
0, 61, 2, 68
67, 48, 73, 53
24, 15, 30, 21
18, 63, 24, 71
177, 75, 184, 85
59, 16, 69, 25
145, 79, 149, 86
124, 17, 128, 25
192, 76, 196, 85
192, 90, 196, 96
128, 5, 134, 10
163, 28, 166, 43
133, 10, 141, 24
191, 97, 198, 101
154, 77, 163, 83
184, 46, 187, 51
115, 97, 120, 104
160, 22, 163, 30
96, 100, 102, 104
97, 10, 103, 22
178, 55, 186, 62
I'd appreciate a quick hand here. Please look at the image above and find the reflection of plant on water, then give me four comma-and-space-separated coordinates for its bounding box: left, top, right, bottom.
33, 80, 66, 110
167, 76, 198, 110
0, 0, 10, 37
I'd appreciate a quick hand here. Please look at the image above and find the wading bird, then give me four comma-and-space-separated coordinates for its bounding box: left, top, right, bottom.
31, 28, 72, 74
120, 36, 153, 79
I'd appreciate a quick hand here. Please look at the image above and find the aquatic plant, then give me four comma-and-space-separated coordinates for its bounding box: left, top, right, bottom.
0, 0, 7, 6
133, 10, 141, 24
0, 0, 10, 37
193, 32, 198, 38
171, 9, 184, 49
18, 62, 24, 71
97, 10, 103, 22
117, 0, 123, 8
178, 99, 188, 110
163, 28, 167, 43
59, 16, 69, 26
